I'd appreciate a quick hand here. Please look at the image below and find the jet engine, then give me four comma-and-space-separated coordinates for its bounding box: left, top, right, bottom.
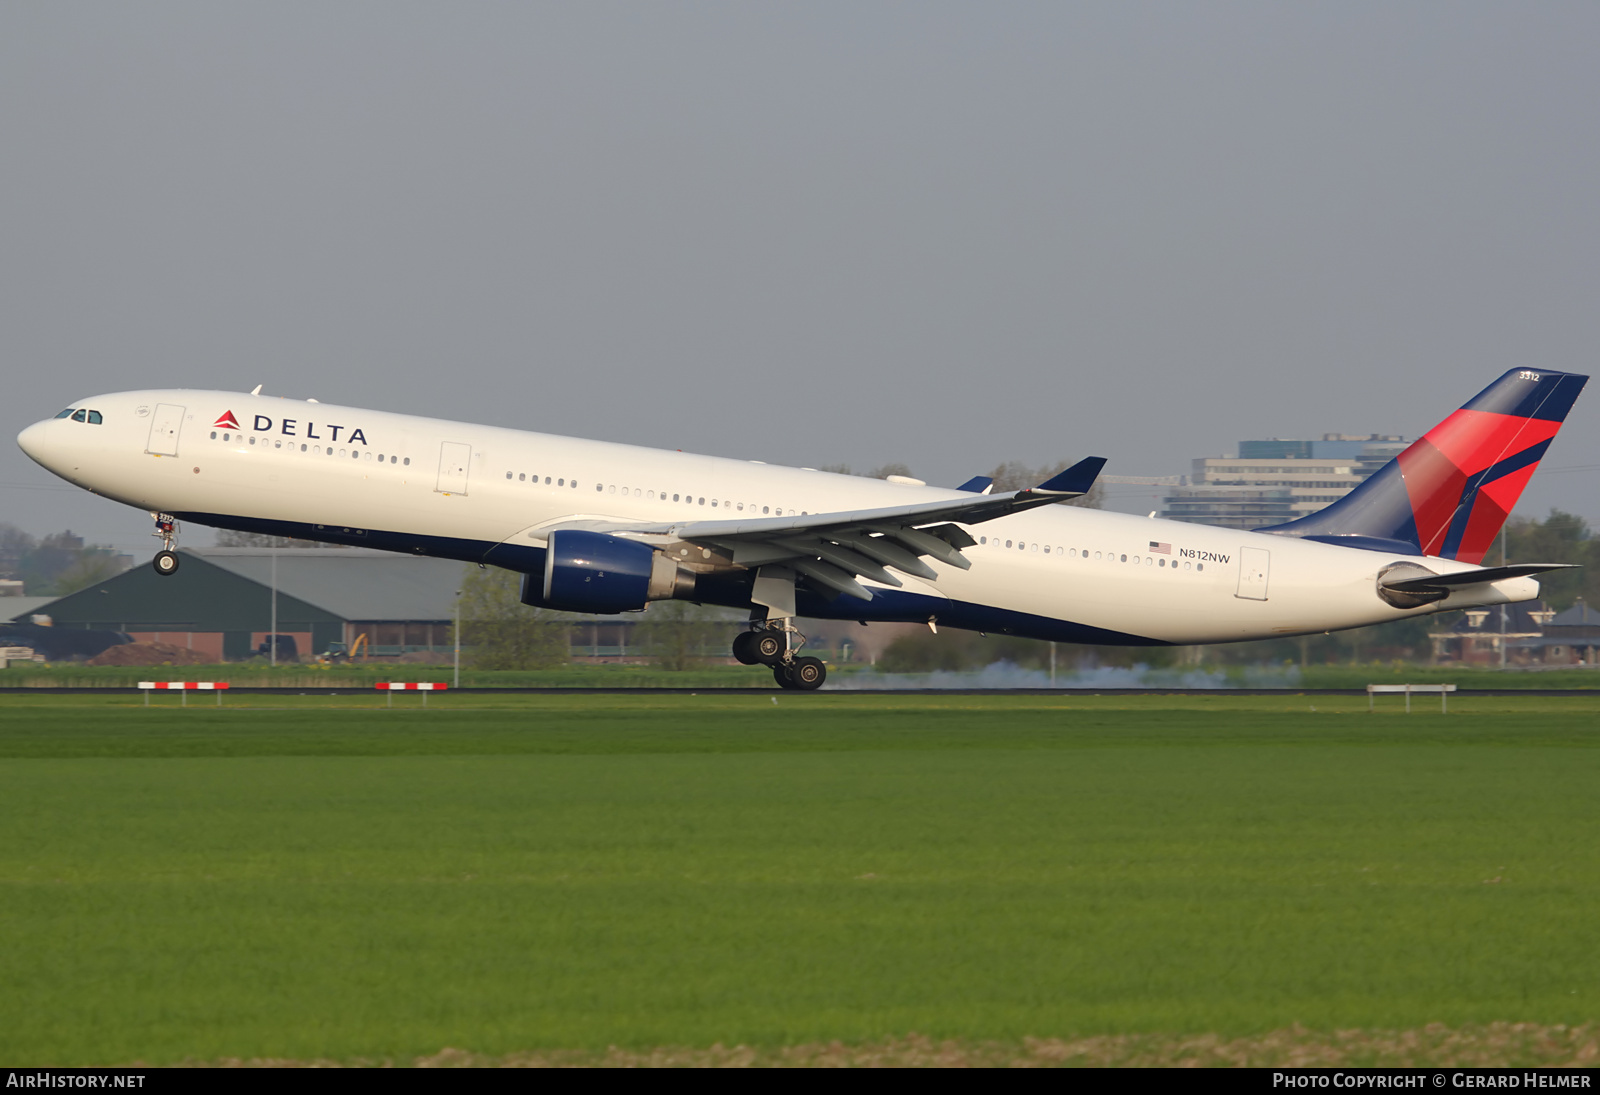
520, 530, 695, 613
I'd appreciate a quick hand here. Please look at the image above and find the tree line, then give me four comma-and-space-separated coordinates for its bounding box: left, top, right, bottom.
0, 525, 124, 597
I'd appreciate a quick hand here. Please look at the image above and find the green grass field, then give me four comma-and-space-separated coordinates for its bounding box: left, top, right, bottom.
0, 693, 1596, 1065
5, 660, 1600, 689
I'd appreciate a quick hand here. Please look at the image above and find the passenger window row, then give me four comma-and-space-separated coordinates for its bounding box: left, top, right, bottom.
974, 536, 1204, 571
506, 472, 578, 488
198, 432, 817, 515
503, 470, 797, 515
208, 431, 411, 466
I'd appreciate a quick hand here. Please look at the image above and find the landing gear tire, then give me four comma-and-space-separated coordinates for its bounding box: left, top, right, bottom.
774, 657, 825, 691
791, 657, 826, 690
754, 632, 785, 664
153, 550, 180, 576
732, 631, 760, 666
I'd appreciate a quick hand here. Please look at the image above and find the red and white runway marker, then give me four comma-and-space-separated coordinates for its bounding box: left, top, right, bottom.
138, 681, 230, 706
376, 682, 448, 706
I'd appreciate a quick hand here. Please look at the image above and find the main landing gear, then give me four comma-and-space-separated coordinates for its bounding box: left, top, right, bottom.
151, 513, 180, 576
733, 619, 826, 691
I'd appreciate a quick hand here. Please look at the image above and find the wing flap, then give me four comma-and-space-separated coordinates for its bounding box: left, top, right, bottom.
865, 523, 972, 570
827, 531, 938, 580
792, 558, 872, 601
729, 541, 802, 567
776, 538, 904, 587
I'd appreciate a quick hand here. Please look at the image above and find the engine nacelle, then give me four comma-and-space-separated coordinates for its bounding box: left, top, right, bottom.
520, 530, 694, 614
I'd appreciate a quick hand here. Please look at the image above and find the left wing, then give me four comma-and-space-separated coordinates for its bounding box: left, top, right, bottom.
580, 457, 1106, 602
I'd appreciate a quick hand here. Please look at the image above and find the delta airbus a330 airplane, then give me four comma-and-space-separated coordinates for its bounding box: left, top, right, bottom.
16, 368, 1587, 688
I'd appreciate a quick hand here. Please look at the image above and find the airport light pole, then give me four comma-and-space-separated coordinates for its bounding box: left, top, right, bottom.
453, 589, 461, 689
270, 545, 278, 668
1499, 526, 1508, 669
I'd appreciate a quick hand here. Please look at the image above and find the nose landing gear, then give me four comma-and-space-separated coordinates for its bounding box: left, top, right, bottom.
151, 513, 180, 576
733, 617, 826, 690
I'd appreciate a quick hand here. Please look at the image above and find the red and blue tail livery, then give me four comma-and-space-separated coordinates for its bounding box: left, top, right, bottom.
1269, 368, 1588, 562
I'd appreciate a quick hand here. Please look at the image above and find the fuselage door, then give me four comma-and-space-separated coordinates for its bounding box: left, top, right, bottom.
145, 403, 185, 456
436, 441, 471, 495
1236, 546, 1270, 600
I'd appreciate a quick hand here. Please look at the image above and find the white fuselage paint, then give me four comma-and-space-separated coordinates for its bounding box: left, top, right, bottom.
18, 389, 1539, 645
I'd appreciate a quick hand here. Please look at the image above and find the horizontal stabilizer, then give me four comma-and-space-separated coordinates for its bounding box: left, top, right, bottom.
956, 476, 994, 494
1034, 457, 1106, 495
1381, 563, 1579, 594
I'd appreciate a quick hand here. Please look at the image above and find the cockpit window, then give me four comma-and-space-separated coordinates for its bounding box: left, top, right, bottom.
54, 409, 74, 419
87, 411, 103, 424
70, 409, 87, 423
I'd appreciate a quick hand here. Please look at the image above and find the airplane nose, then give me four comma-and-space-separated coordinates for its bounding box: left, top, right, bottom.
17, 420, 56, 466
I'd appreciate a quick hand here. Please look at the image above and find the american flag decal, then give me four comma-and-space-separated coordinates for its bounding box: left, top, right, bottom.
1149, 541, 1171, 554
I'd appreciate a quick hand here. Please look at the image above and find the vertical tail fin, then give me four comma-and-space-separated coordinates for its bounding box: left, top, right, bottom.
1265, 369, 1587, 562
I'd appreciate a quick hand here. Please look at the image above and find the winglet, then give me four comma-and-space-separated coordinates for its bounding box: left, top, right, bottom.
1033, 457, 1106, 495
956, 476, 994, 494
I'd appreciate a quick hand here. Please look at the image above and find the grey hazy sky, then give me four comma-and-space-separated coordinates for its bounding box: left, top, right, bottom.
4, 2, 1597, 553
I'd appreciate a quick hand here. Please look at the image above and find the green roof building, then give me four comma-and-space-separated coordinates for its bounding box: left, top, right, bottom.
30, 548, 462, 661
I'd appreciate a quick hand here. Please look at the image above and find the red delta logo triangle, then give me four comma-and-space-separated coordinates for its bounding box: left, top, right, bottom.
213, 410, 241, 429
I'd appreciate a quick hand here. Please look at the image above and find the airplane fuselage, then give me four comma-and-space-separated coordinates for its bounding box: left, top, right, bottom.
17, 388, 1540, 646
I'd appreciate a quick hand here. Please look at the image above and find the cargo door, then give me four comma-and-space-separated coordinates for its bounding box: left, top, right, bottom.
1236, 546, 1270, 600
435, 441, 471, 495
144, 403, 185, 456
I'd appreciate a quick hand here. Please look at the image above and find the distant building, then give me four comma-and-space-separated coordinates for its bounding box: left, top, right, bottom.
1509, 598, 1600, 665
24, 548, 461, 661
18, 547, 741, 663
1429, 599, 1599, 666
1428, 602, 1554, 666
1160, 434, 1408, 530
